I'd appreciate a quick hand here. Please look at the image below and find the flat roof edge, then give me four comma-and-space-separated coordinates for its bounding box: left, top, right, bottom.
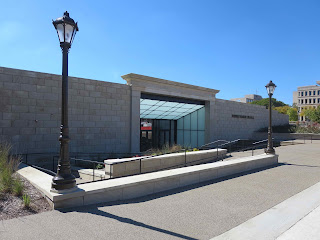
122, 73, 220, 94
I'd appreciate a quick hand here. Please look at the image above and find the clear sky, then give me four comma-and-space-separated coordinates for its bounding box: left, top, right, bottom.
1, 0, 320, 105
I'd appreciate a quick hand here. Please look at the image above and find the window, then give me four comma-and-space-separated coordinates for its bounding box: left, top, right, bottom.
301, 99, 303, 104
314, 91, 316, 95
298, 107, 300, 111
301, 116, 304, 121
309, 91, 312, 96
298, 99, 300, 104
301, 92, 304, 96
314, 98, 316, 103
318, 90, 320, 95
309, 99, 312, 104
318, 98, 320, 103
299, 92, 301, 96
305, 91, 308, 96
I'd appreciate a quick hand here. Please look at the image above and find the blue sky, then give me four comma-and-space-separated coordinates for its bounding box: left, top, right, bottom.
1, 0, 320, 105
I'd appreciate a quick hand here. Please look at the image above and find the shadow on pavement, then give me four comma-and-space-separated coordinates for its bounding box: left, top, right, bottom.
64, 207, 198, 240
59, 164, 284, 239
280, 162, 320, 168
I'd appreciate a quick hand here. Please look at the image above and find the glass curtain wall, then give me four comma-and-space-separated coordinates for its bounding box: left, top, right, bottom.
177, 107, 205, 148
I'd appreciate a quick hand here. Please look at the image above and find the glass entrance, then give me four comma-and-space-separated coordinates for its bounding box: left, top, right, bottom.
140, 119, 176, 151
140, 93, 205, 152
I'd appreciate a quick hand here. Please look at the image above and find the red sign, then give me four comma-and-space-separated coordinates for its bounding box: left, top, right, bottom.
141, 126, 152, 130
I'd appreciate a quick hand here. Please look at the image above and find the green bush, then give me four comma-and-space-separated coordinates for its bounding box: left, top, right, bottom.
23, 194, 31, 208
0, 143, 21, 194
0, 167, 13, 193
13, 178, 24, 197
296, 125, 320, 134
96, 164, 104, 169
256, 124, 296, 133
147, 144, 184, 156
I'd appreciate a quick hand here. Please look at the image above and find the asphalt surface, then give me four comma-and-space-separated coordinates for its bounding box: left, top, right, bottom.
1, 141, 320, 240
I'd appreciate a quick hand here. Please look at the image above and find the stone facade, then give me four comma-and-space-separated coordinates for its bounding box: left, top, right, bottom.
0, 67, 131, 155
0, 67, 289, 156
211, 99, 289, 140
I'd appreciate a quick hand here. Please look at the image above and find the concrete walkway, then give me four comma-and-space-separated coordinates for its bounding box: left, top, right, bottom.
212, 175, 320, 239
277, 204, 320, 240
1, 142, 320, 240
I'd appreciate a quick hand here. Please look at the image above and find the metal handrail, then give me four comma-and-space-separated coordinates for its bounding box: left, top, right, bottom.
104, 148, 188, 165
17, 134, 318, 184
22, 163, 56, 176
218, 139, 242, 148
252, 138, 273, 145
200, 140, 230, 149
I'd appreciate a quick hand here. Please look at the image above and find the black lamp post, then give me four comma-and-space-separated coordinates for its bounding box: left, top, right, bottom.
51, 11, 79, 192
265, 80, 276, 154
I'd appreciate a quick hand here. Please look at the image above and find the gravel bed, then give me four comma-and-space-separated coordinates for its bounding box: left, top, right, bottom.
0, 174, 51, 220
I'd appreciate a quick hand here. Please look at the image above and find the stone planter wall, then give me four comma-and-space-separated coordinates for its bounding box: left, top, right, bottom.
104, 149, 227, 178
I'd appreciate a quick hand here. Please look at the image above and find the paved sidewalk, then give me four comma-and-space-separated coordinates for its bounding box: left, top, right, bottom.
276, 204, 320, 240
212, 176, 320, 239
1, 142, 320, 240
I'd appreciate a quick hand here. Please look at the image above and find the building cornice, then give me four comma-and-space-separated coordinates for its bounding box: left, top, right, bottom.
122, 73, 219, 94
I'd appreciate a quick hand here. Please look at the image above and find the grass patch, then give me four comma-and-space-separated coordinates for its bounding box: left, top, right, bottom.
13, 178, 24, 197
23, 194, 31, 208
144, 144, 199, 156
0, 143, 23, 195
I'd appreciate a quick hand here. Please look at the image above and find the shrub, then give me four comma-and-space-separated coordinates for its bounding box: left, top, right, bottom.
0, 167, 13, 193
23, 194, 31, 208
96, 164, 104, 170
296, 125, 320, 134
256, 124, 296, 133
0, 143, 21, 194
147, 144, 184, 156
12, 178, 24, 197
0, 143, 11, 169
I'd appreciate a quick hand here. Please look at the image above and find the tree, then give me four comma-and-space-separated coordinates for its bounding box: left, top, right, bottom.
287, 107, 298, 121
250, 98, 287, 109
304, 106, 320, 123
274, 106, 290, 114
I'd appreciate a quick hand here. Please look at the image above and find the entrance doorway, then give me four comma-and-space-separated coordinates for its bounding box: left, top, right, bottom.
140, 93, 205, 152
140, 119, 176, 152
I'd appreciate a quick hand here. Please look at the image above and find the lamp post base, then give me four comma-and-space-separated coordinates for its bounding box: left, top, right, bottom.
51, 174, 76, 192
264, 148, 275, 154
50, 186, 78, 194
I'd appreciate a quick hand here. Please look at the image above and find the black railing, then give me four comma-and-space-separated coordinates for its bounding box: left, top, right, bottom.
14, 134, 320, 184
73, 147, 227, 185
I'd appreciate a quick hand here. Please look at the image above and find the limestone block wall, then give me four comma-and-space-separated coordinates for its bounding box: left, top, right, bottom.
0, 67, 131, 155
211, 99, 289, 141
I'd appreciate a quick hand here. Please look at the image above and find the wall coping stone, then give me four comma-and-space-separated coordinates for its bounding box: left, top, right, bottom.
17, 153, 278, 209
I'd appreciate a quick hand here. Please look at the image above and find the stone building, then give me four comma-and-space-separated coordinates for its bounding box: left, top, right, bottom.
230, 94, 262, 103
293, 81, 320, 121
0, 66, 288, 155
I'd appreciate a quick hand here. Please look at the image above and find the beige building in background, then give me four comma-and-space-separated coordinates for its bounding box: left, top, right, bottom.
293, 81, 320, 121
230, 94, 262, 103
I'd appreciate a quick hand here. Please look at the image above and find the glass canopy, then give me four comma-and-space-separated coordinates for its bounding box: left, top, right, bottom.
140, 98, 204, 120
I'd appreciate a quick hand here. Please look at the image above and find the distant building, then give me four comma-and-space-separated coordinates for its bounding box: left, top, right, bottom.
230, 94, 262, 104
293, 81, 320, 121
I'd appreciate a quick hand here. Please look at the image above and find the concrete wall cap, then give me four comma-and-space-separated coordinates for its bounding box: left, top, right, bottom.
121, 73, 220, 94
